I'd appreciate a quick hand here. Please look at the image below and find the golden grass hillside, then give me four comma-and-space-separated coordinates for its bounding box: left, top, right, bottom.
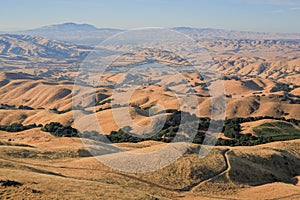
0, 130, 300, 199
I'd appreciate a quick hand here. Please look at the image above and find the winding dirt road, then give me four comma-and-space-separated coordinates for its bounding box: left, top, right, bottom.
190, 148, 232, 192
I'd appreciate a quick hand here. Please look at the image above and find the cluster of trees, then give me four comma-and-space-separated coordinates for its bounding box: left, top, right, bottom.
225, 117, 297, 145
0, 123, 40, 132
105, 114, 300, 146
224, 123, 241, 138
41, 122, 79, 137
0, 121, 82, 138
105, 112, 207, 144
221, 119, 261, 146
290, 98, 300, 104
108, 129, 145, 143
0, 104, 16, 110
1, 108, 299, 146
18, 105, 34, 110
270, 83, 299, 93
107, 125, 198, 144
271, 83, 300, 92
0, 180, 23, 187
270, 83, 290, 93
0, 104, 40, 111
217, 136, 274, 146
217, 116, 300, 146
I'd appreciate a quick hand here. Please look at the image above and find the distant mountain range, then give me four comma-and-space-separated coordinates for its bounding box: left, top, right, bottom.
0, 23, 299, 83
19, 22, 123, 46
0, 31, 299, 83
12, 22, 300, 46
0, 34, 91, 64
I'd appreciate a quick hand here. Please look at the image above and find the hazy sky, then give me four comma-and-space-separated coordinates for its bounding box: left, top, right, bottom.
1, 0, 300, 33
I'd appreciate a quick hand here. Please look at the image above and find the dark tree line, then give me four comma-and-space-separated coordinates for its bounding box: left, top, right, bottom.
0, 123, 40, 132
1, 110, 299, 146
41, 122, 79, 137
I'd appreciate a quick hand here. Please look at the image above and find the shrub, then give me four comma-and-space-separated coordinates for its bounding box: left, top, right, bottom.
0, 180, 23, 187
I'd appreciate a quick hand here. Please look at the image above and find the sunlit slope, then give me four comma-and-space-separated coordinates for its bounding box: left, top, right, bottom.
0, 131, 300, 199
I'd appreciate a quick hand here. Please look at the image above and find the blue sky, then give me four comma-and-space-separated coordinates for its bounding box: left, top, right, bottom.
1, 0, 300, 33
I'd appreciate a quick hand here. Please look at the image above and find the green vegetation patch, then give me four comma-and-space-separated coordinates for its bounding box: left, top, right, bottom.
254, 122, 300, 141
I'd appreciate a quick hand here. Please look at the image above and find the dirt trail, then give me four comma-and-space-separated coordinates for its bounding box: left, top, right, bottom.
190, 149, 232, 192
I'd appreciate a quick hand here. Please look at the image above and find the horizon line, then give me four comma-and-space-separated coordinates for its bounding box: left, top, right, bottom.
1, 22, 300, 35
